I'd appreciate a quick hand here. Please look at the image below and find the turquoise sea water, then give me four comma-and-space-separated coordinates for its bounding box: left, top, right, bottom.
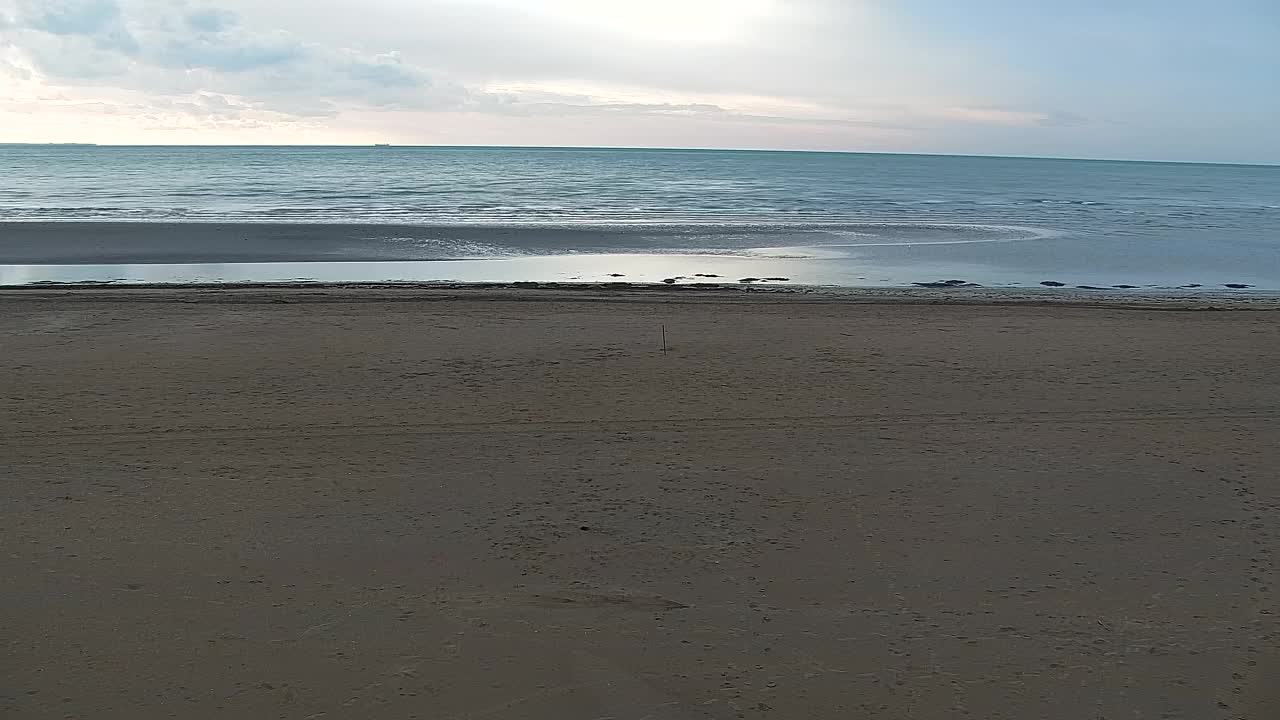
1, 146, 1277, 288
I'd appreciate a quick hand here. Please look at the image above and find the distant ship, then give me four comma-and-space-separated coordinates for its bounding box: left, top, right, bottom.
374, 143, 392, 148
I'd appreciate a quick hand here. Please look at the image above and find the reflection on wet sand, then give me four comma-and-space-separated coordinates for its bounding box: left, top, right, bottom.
0, 255, 821, 287
0, 253, 1274, 293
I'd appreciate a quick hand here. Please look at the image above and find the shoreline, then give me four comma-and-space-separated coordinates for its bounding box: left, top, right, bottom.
3, 281, 1280, 309
2, 220, 1276, 292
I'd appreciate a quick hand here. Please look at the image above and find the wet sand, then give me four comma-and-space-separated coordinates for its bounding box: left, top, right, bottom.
4, 222, 1278, 291
2, 286, 1278, 719
0, 222, 620, 263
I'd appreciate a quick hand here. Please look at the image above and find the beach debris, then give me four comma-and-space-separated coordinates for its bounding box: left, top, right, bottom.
1040, 281, 1066, 287
912, 279, 981, 288
1224, 283, 1253, 289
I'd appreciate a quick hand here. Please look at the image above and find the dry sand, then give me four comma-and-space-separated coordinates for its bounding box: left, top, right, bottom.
2, 286, 1278, 719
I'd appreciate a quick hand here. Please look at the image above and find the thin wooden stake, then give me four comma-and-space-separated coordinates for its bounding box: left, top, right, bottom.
662, 324, 667, 355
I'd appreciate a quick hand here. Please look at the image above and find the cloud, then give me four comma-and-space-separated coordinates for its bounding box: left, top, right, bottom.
3, 0, 1195, 156
469, 87, 911, 134
923, 106, 1092, 129
1036, 110, 1090, 128
25, 0, 122, 36
0, 0, 462, 118
184, 6, 235, 33
0, 0, 911, 131
531, 102, 907, 131
150, 28, 305, 74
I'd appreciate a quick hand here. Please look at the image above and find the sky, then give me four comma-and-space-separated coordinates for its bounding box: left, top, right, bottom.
0, 0, 1277, 162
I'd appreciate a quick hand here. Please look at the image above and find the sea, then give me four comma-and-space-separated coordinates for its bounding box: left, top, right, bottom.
1, 145, 1277, 290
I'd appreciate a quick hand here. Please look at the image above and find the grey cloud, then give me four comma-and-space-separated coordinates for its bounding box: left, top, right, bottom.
20, 0, 138, 52
339, 51, 426, 89
25, 0, 120, 34
185, 7, 236, 33
152, 30, 305, 73
1, 0, 461, 116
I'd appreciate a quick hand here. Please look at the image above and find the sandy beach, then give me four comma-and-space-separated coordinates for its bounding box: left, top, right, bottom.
2, 286, 1278, 719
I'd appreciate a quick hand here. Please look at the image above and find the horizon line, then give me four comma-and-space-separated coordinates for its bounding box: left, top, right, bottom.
0, 142, 1276, 168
